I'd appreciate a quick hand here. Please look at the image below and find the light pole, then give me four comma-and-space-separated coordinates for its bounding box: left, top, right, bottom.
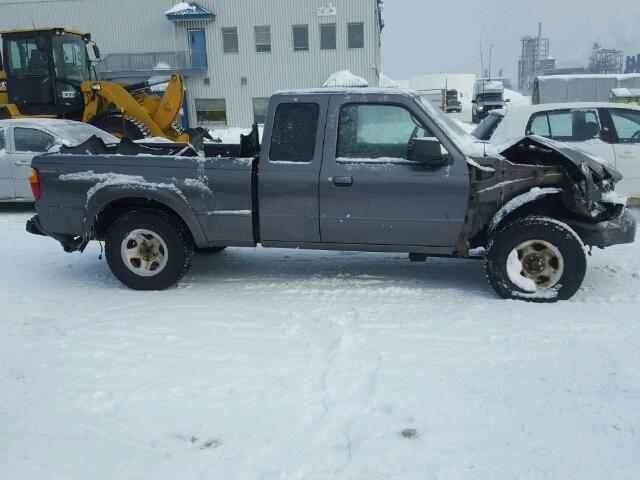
488, 44, 494, 80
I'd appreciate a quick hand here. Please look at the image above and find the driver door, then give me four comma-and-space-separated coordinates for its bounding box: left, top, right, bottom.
319, 97, 469, 248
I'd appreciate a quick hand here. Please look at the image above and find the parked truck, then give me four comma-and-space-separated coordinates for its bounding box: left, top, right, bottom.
443, 89, 462, 113
26, 88, 635, 302
472, 80, 508, 123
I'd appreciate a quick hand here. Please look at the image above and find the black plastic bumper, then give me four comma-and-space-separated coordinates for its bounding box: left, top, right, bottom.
26, 215, 88, 253
566, 209, 637, 248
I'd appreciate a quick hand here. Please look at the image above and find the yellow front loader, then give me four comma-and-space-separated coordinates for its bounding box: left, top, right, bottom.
0, 28, 209, 146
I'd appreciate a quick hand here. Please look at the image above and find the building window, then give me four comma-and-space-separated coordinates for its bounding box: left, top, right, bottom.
222, 28, 239, 54
320, 24, 336, 51
195, 98, 227, 127
255, 26, 272, 53
348, 23, 365, 49
292, 25, 309, 51
252, 98, 270, 124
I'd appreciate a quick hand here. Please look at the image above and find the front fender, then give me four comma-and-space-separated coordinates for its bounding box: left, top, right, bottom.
489, 187, 563, 234
84, 183, 209, 247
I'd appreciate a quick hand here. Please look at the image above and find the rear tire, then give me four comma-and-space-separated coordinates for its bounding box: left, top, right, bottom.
485, 216, 587, 302
89, 113, 151, 140
105, 209, 193, 290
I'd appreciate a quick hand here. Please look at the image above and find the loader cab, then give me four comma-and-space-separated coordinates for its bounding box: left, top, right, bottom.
1, 28, 92, 118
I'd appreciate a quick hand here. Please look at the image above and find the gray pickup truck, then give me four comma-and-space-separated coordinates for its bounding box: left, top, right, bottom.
26, 88, 636, 302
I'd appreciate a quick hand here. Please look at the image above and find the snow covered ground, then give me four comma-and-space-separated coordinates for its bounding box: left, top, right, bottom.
1, 205, 639, 479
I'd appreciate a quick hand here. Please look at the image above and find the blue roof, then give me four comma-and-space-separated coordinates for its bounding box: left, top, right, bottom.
165, 2, 216, 21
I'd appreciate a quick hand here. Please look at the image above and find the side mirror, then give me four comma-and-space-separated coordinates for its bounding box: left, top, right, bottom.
409, 137, 449, 168
92, 44, 101, 60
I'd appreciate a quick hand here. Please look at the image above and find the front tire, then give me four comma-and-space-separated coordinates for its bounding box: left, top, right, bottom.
485, 216, 587, 302
105, 209, 193, 290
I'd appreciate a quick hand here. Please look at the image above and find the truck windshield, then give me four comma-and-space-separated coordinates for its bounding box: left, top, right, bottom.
477, 93, 503, 103
52, 34, 88, 82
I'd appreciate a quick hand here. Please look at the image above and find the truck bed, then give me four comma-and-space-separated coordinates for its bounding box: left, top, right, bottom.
32, 152, 257, 248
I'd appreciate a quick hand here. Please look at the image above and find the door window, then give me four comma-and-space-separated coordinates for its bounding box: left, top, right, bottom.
527, 113, 550, 137
527, 109, 601, 142
13, 128, 55, 152
0, 128, 5, 150
337, 104, 432, 160
609, 109, 640, 144
7, 37, 48, 76
269, 103, 319, 163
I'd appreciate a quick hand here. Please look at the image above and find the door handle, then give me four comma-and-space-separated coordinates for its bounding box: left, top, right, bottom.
331, 176, 353, 187
14, 160, 31, 166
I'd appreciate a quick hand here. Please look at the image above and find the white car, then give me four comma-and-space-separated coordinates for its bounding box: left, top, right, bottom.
0, 119, 118, 202
472, 103, 640, 201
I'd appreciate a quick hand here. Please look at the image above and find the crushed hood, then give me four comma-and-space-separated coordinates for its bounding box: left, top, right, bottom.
499, 135, 623, 182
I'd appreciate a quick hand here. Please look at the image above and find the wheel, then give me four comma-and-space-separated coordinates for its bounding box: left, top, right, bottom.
485, 216, 587, 302
195, 246, 227, 254
105, 209, 193, 290
89, 113, 151, 140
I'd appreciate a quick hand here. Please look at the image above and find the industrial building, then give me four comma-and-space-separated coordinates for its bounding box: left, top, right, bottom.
0, 0, 384, 128
518, 23, 552, 91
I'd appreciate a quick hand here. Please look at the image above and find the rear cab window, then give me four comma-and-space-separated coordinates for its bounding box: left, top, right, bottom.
269, 103, 320, 163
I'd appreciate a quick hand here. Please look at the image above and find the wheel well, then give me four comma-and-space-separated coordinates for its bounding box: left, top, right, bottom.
92, 198, 193, 242
471, 195, 565, 248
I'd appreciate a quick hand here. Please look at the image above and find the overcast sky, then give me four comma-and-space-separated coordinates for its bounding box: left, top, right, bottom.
381, 0, 640, 81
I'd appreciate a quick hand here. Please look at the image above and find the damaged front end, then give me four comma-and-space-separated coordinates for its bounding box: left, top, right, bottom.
460, 136, 636, 253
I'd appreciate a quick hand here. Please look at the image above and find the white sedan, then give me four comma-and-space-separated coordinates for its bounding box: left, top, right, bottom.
472, 103, 640, 201
0, 119, 118, 202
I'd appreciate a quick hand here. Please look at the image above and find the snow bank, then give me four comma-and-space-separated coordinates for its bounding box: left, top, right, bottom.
323, 70, 368, 88
505, 88, 531, 107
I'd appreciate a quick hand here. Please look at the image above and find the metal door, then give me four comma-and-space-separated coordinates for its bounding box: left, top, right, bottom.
188, 29, 207, 69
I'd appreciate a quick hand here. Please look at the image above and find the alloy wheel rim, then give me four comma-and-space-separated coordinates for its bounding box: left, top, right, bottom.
507, 239, 564, 291
120, 229, 169, 277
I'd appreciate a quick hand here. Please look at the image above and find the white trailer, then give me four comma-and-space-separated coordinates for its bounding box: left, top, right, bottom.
533, 74, 640, 104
